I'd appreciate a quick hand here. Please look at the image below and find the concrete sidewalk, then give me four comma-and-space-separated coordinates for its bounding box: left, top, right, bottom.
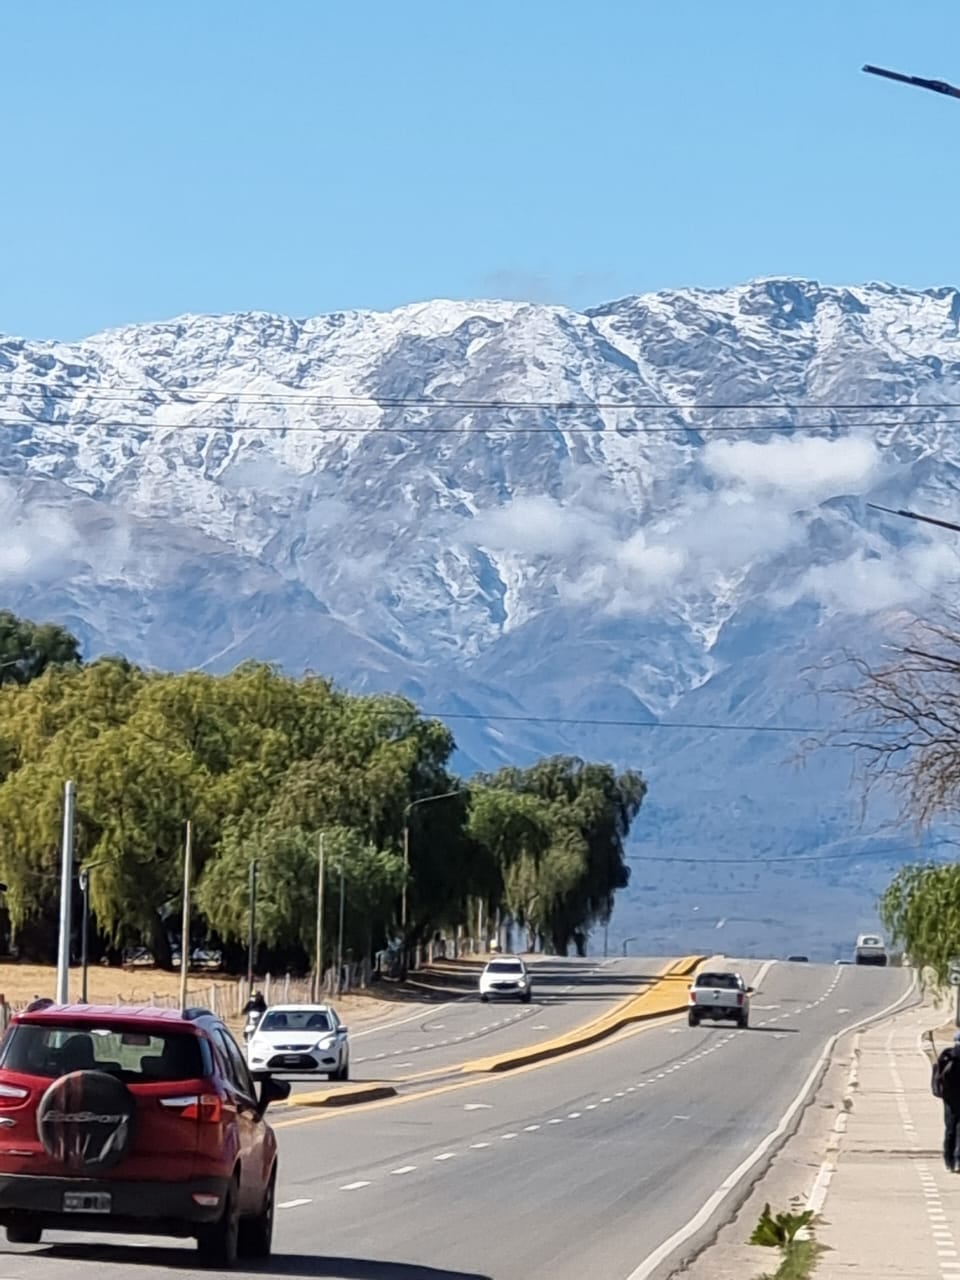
812, 1006, 959, 1278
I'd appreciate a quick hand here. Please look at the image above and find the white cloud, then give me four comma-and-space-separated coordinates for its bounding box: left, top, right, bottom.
0, 482, 76, 584
464, 437, 929, 621
473, 493, 611, 558
704, 435, 881, 501
777, 541, 960, 614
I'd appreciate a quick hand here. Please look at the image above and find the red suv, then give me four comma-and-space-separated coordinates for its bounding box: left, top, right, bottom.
0, 1002, 290, 1266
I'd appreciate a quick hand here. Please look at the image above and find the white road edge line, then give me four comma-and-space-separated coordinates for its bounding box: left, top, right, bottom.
623, 968, 918, 1280
278, 1198, 311, 1209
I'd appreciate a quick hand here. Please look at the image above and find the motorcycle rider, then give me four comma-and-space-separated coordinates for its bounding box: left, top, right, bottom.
243, 989, 267, 1018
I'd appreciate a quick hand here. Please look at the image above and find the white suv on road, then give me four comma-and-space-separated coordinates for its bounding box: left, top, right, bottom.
479, 956, 532, 1004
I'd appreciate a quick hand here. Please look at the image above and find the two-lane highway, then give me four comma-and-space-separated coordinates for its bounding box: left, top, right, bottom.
0, 959, 916, 1280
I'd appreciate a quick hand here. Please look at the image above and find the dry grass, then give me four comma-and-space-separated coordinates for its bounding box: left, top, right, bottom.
0, 963, 397, 1030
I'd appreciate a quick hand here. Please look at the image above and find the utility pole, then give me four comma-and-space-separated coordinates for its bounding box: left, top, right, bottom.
603, 921, 609, 959
246, 860, 258, 998
336, 852, 346, 996
55, 781, 76, 1005
78, 867, 105, 1004
178, 821, 193, 1013
314, 833, 325, 1001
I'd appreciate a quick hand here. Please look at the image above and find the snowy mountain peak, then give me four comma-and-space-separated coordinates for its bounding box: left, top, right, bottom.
2, 277, 956, 953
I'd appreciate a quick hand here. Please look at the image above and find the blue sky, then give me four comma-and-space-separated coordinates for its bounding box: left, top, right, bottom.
2, 0, 959, 339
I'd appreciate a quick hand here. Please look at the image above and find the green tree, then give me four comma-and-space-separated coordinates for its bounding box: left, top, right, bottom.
880, 862, 960, 986
196, 823, 404, 968
0, 611, 81, 686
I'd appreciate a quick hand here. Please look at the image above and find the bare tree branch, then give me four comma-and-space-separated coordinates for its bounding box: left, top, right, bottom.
802, 614, 960, 831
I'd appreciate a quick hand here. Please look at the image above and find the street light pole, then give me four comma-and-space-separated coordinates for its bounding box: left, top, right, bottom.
246, 860, 258, 998
336, 853, 345, 995
622, 936, 639, 957
401, 790, 462, 932
314, 833, 325, 1001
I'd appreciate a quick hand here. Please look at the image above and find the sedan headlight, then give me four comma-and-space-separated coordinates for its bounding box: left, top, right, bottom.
315, 1036, 335, 1050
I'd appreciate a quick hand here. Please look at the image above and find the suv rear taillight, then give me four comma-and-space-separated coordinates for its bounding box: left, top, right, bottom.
0, 1083, 29, 1108
159, 1094, 222, 1123
736, 992, 744, 1007
689, 990, 697, 1003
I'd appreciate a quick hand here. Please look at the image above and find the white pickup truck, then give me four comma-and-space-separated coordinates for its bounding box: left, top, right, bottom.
687, 970, 752, 1029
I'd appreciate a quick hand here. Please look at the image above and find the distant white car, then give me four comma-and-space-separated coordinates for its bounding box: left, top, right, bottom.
479, 956, 532, 1004
246, 1003, 350, 1080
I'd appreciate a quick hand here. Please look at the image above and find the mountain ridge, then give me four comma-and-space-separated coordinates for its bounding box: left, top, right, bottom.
4, 276, 959, 956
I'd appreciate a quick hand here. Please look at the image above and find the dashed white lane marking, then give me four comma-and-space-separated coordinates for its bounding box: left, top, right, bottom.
334, 966, 846, 1198
392, 1166, 417, 1175
278, 1198, 311, 1209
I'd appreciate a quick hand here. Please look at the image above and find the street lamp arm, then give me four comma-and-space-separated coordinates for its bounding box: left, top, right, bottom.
868, 502, 960, 534
863, 64, 960, 100
404, 789, 464, 821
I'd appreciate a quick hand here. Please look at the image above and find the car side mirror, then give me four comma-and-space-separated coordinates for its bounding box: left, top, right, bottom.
339, 1026, 349, 1035
255, 1075, 291, 1115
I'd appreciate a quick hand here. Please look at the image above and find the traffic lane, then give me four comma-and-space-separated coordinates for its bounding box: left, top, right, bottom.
290, 955, 669, 1088
265, 962, 912, 1279
0, 964, 909, 1280
273, 959, 770, 1193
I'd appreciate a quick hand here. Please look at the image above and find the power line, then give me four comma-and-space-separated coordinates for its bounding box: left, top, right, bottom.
5, 383, 960, 413
419, 708, 882, 736
0, 414, 954, 438
627, 848, 919, 865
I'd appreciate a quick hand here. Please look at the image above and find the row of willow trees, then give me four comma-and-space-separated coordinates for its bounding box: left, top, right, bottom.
0, 614, 645, 971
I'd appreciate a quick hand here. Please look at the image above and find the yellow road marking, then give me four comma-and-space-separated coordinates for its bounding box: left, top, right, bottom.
273, 956, 704, 1131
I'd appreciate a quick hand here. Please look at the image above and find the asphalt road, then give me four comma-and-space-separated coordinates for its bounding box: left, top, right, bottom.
0, 960, 915, 1280
297, 955, 668, 1089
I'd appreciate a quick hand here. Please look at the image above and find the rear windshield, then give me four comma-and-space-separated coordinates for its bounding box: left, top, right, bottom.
860, 936, 883, 948
260, 1009, 333, 1033
487, 961, 524, 974
0, 1023, 207, 1083
695, 973, 739, 989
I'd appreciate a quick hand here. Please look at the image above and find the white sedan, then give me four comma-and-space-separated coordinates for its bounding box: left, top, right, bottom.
246, 1003, 350, 1080
479, 956, 532, 1003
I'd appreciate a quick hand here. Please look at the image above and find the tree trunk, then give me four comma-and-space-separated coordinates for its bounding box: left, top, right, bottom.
150, 912, 174, 971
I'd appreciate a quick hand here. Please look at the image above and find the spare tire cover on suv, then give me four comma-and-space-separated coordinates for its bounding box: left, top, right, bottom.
37, 1070, 137, 1171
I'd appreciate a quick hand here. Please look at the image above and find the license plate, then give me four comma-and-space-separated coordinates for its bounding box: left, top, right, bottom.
63, 1191, 111, 1214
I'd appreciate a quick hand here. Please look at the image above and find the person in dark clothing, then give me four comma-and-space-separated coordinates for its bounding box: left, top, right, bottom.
242, 990, 267, 1017
932, 1030, 960, 1171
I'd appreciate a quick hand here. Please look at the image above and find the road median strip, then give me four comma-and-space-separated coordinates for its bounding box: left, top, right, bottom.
286, 1082, 398, 1108
460, 954, 706, 1074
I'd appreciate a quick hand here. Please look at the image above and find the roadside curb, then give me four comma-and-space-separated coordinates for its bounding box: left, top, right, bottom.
461, 954, 706, 1074
286, 1083, 398, 1108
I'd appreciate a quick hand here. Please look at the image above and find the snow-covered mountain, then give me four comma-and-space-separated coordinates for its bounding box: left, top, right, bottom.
5, 277, 960, 956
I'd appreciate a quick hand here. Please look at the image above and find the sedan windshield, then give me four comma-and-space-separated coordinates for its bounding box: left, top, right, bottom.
259, 1009, 333, 1033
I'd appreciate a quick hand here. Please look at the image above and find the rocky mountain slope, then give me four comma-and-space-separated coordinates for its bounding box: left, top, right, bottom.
4, 277, 960, 955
